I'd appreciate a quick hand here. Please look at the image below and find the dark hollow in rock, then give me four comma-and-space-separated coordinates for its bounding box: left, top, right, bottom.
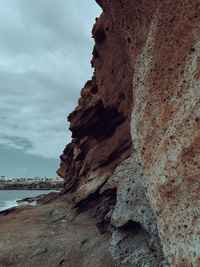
69, 100, 126, 140
90, 85, 99, 94
118, 92, 125, 99
119, 220, 142, 234
74, 189, 116, 215
93, 47, 100, 59
94, 28, 106, 44
127, 37, 131, 43
74, 189, 117, 234
58, 259, 66, 265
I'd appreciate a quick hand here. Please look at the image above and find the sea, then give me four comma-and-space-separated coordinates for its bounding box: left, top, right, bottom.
0, 190, 59, 211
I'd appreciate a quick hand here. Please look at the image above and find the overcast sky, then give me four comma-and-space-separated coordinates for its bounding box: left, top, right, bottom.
0, 0, 101, 178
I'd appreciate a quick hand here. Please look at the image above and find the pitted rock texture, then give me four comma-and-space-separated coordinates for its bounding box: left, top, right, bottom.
102, 156, 168, 266
126, 1, 200, 266
58, 0, 200, 266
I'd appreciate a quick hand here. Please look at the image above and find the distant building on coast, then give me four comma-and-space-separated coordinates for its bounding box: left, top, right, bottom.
0, 175, 63, 190
0, 176, 62, 183
52, 176, 62, 182
0, 176, 9, 181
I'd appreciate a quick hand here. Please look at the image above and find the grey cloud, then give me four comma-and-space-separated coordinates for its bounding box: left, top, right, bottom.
0, 0, 101, 160
0, 0, 96, 56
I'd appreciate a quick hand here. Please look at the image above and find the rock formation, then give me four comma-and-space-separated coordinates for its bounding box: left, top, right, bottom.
57, 0, 200, 266
0, 1, 199, 266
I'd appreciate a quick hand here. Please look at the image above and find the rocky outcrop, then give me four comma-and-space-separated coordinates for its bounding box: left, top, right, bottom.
102, 156, 168, 266
57, 0, 200, 266
57, 9, 134, 201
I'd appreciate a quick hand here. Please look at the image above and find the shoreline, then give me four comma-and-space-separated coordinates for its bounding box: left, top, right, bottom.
0, 191, 60, 213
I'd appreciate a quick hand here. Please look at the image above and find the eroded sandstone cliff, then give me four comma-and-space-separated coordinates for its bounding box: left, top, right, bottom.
57, 8, 134, 202
57, 0, 200, 266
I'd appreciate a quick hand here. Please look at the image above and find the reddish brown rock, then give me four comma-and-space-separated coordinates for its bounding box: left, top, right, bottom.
57, 0, 200, 265
57, 12, 134, 201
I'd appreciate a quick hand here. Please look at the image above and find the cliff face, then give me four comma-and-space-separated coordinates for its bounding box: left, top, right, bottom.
57, 7, 134, 201
58, 0, 200, 266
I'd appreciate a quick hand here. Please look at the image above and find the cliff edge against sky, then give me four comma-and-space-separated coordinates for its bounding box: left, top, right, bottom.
57, 0, 200, 266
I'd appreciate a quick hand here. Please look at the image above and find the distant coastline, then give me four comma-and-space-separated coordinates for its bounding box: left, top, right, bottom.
0, 181, 63, 190
0, 176, 63, 190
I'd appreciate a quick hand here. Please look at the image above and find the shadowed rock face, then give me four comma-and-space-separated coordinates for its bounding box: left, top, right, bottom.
57, 10, 134, 201
57, 0, 200, 266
